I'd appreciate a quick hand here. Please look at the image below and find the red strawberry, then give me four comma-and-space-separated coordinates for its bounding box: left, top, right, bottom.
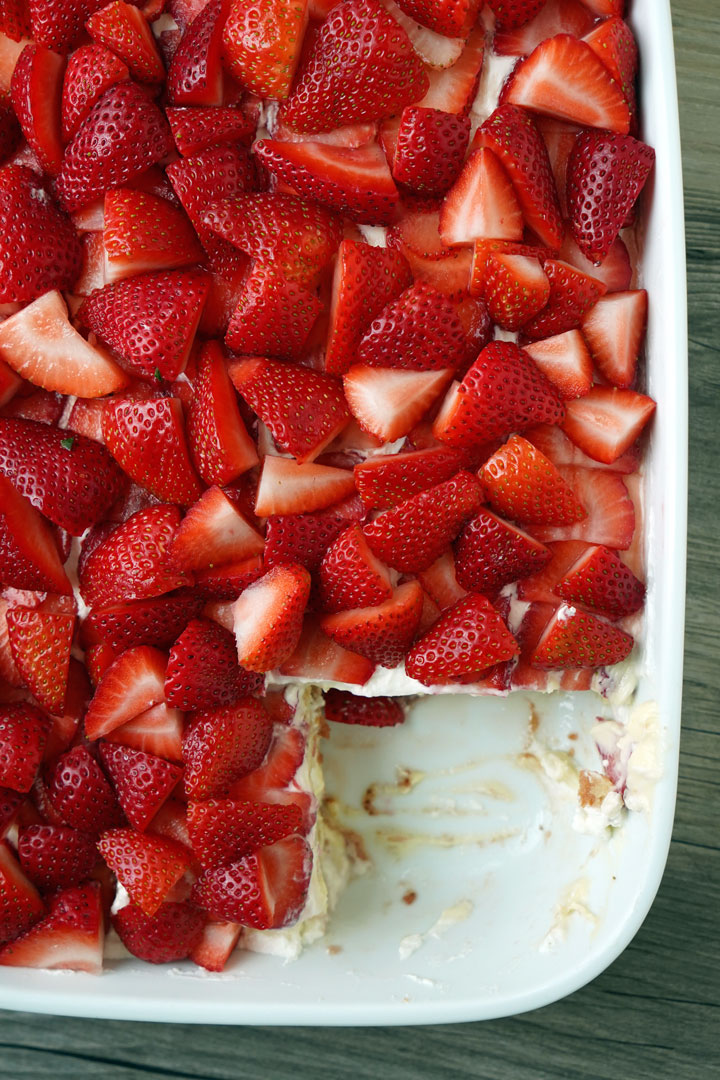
167, 0, 226, 105
439, 148, 524, 247
480, 434, 587, 525
405, 593, 519, 685
84, 645, 167, 740
581, 290, 648, 388
522, 329, 593, 399
46, 745, 124, 834
227, 723, 305, 799
17, 825, 98, 892
559, 231, 632, 294
392, 107, 470, 196
98, 827, 191, 916
468, 239, 548, 298
416, 23, 484, 115
98, 743, 183, 831
232, 564, 311, 672
226, 263, 323, 361
493, 0, 593, 56
167, 104, 255, 155
194, 555, 264, 600
187, 798, 304, 869
191, 834, 312, 929
581, 0, 625, 13
263, 496, 365, 572
356, 282, 469, 372
344, 365, 453, 444
254, 456, 357, 517
504, 34, 630, 134
433, 341, 565, 448
0, 476, 71, 596
105, 701, 185, 763
56, 81, 173, 212
522, 258, 607, 339
189, 919, 242, 971
394, 0, 480, 36
530, 466, 635, 549
455, 507, 551, 591
169, 488, 263, 573
83, 590, 204, 653
487, 0, 547, 30
324, 690, 405, 727
387, 204, 451, 261
584, 16, 637, 124
10, 43, 64, 176
354, 446, 465, 508
517, 538, 588, 603
182, 698, 273, 799
0, 95, 20, 165
0, 1, 31, 43
61, 43, 129, 143
482, 253, 550, 330
229, 357, 350, 463
0, 703, 50, 793
567, 131, 654, 263
165, 617, 262, 710
562, 386, 656, 465
113, 899, 205, 963
0, 418, 127, 534
222, 0, 308, 99
363, 470, 482, 573
320, 580, 423, 667
279, 0, 428, 133
6, 608, 74, 714
0, 840, 45, 945
473, 105, 563, 249
186, 344, 258, 485
86, 1, 165, 84
0, 879, 103, 972
555, 543, 644, 618
524, 421, 641, 474
317, 523, 392, 613
278, 616, 375, 685
0, 787, 24, 837
416, 549, 467, 611
103, 188, 205, 282
531, 603, 634, 668
0, 165, 82, 303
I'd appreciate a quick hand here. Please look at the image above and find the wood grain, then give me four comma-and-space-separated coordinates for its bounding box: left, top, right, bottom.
0, 3, 718, 1077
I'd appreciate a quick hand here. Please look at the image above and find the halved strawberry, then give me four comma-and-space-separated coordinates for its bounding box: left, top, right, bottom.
356, 281, 469, 372
169, 488, 263, 573
182, 698, 273, 799
504, 34, 630, 134
524, 421, 641, 474
167, 0, 226, 105
229, 357, 349, 463
113, 899, 205, 964
439, 148, 524, 247
225, 264, 322, 361
10, 43, 64, 176
0, 703, 50, 793
522, 329, 593, 399
483, 253, 550, 330
493, 0, 593, 55
558, 231, 632, 294
480, 433, 586, 525
104, 701, 185, 763
166, 105, 255, 155
394, 0, 480, 37
46, 744, 124, 834
189, 918, 242, 972
317, 523, 392, 613
344, 365, 453, 443
530, 466, 635, 549
187, 798, 304, 870
232, 564, 310, 672
522, 258, 606, 339
392, 106, 470, 196
531, 603, 634, 668
222, 0, 308, 99
61, 43, 129, 142
186, 341, 258, 486
0, 477, 71, 596
320, 580, 423, 668
254, 456, 357, 517
581, 290, 647, 387
324, 690, 405, 727
263, 496, 365, 571
17, 825, 97, 893
363, 469, 482, 573
99, 827, 191, 916
277, 617, 375, 685
165, 617, 262, 710
103, 188, 205, 282
85, 645, 167, 740
6, 608, 74, 714
455, 507, 551, 591
354, 445, 465, 509
406, 593, 519, 685
416, 24, 485, 115
279, 0, 428, 133
98, 743, 183, 832
555, 543, 644, 618
562, 385, 656, 465
86, 0, 165, 84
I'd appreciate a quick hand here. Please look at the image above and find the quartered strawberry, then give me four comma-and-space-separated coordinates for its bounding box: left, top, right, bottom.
517, 537, 588, 604
229, 357, 350, 463
0, 165, 82, 303
320, 580, 423, 667
56, 81, 173, 212
584, 15, 638, 124
186, 341, 258, 486
188, 917, 241, 972
439, 148, 523, 247
191, 834, 312, 930
522, 258, 606, 339
86, 0, 165, 84
169, 488, 263, 572
6, 608, 74, 714
0, 788, 24, 837
222, 0, 308, 99
0, 841, 45, 945
354, 446, 465, 509
363, 470, 482, 573
232, 564, 311, 672
254, 455, 357, 517
582, 290, 647, 387
263, 497, 365, 572
559, 231, 632, 294
279, 0, 428, 133
187, 798, 304, 869
224, 264, 322, 360
84, 591, 203, 653
324, 690, 405, 727
531, 603, 634, 668
46, 744, 124, 834
468, 238, 548, 297
567, 131, 654, 263
522, 329, 593, 399
0, 94, 21, 165
530, 466, 635, 549
84, 645, 167, 740
416, 23, 485, 116
344, 365, 452, 444
493, 0, 593, 55
324, 239, 411, 375
386, 204, 450, 261
555, 543, 644, 618
416, 549, 466, 610
455, 507, 551, 592
0, 0, 31, 43
504, 34, 631, 134
0, 703, 50, 793
277, 616, 375, 685
482, 253, 550, 330
113, 899, 205, 963
392, 107, 470, 196
562, 386, 656, 465
182, 698, 273, 799
17, 825, 98, 892
103, 188, 205, 282
99, 827, 191, 916
105, 701, 185, 763
356, 281, 469, 372
405, 593, 519, 685
0, 878, 103, 972
487, 0, 547, 30
61, 43, 129, 143
98, 743, 183, 832
394, 0, 480, 37
167, 0, 226, 105
79, 505, 190, 609
0, 476, 71, 596
167, 104, 255, 155
480, 434, 587, 525
227, 722, 304, 798
165, 617, 262, 710
194, 555, 264, 601
317, 523, 392, 613
525, 421, 641, 474
10, 43, 64, 176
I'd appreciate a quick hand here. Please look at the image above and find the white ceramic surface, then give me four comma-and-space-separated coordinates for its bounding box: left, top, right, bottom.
0, 0, 686, 1024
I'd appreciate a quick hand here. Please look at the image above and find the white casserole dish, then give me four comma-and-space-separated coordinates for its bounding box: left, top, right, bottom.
0, 0, 686, 1024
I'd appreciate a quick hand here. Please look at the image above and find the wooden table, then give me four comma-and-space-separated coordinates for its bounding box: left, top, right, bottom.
1, 4, 717, 1077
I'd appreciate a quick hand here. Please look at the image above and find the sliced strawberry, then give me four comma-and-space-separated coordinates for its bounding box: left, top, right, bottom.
189, 919, 242, 972
225, 264, 322, 361
0, 357, 21, 409
232, 564, 310, 672
222, 0, 308, 99
113, 899, 205, 963
493, 0, 593, 55
363, 469, 482, 573
534, 113, 580, 216
558, 231, 632, 294
555, 543, 644, 618
104, 701, 185, 764
524, 421, 641, 473
98, 743, 183, 832
562, 385, 656, 465
0, 477, 71, 596
405, 593, 518, 685
227, 724, 305, 799
279, 0, 428, 133
483, 253, 550, 330
522, 329, 593, 399
46, 744, 124, 834
317, 523, 392, 614
530, 466, 635, 549
455, 507, 551, 591
439, 148, 524, 247
580, 0, 625, 13
344, 365, 453, 443
356, 281, 469, 372
86, 0, 165, 84
531, 603, 633, 668
354, 446, 464, 509
195, 555, 264, 600
263, 497, 365, 572
416, 23, 485, 115
103, 188, 204, 282
272, 116, 377, 149
0, 840, 45, 944
10, 43, 64, 176
255, 139, 400, 225
167, 0, 226, 105
480, 433, 586, 525
324, 690, 405, 727
581, 290, 647, 387
0, 703, 50, 793
61, 43, 129, 143
522, 258, 606, 339
392, 107, 470, 196
0, 2, 31, 43
182, 698, 273, 799
433, 341, 564, 448
468, 238, 548, 298
320, 580, 423, 668
165, 617, 262, 710
169, 488, 263, 573
186, 339, 260, 481
584, 16, 637, 124
167, 104, 255, 155
56, 81, 173, 212
517, 537, 588, 603
394, 0, 480, 37
473, 104, 563, 249
99, 827, 190, 916
0, 788, 24, 837
17, 825, 97, 893
0, 878, 103, 972
254, 456, 357, 517
387, 204, 450, 261
277, 617, 375, 685
387, 1, 466, 69
74, 230, 106, 296
416, 549, 467, 610
187, 798, 304, 870
6, 608, 74, 714
324, 239, 411, 376
85, 645, 167, 740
